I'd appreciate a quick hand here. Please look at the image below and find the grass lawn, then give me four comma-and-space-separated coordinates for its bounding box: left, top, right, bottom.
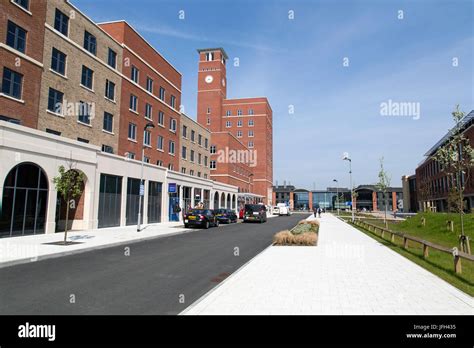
346, 212, 474, 296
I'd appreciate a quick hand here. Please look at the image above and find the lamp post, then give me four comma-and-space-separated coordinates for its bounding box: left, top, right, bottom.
343, 153, 355, 223
137, 122, 155, 232
333, 179, 339, 216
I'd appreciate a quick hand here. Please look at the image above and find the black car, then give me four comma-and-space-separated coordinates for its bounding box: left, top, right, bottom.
214, 209, 238, 224
243, 204, 267, 223
184, 209, 219, 229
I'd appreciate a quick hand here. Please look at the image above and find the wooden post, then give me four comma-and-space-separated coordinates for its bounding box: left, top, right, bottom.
403, 237, 408, 249
391, 233, 395, 243
421, 217, 426, 227
423, 244, 429, 258
446, 221, 454, 232
466, 237, 471, 255
381, 229, 385, 239
454, 256, 462, 274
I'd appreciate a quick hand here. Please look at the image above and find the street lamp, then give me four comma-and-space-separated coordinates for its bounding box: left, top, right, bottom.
137, 122, 155, 232
343, 153, 355, 223
333, 179, 339, 216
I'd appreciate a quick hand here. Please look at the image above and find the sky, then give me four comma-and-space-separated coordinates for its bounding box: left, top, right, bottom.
73, 0, 473, 190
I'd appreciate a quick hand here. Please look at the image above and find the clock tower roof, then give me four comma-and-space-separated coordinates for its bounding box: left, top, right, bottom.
197, 47, 229, 60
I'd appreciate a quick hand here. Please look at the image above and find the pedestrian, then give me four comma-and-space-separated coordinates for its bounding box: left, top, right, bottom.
313, 207, 317, 218
318, 208, 322, 218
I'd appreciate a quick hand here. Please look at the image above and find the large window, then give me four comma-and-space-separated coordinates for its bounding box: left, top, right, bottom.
145, 103, 153, 120
182, 146, 187, 159
51, 48, 66, 75
159, 87, 165, 101
84, 31, 97, 55
105, 80, 115, 101
108, 48, 117, 69
13, 0, 29, 10
98, 174, 122, 228
2, 68, 23, 100
47, 88, 63, 114
169, 140, 175, 155
131, 66, 139, 83
226, 121, 232, 128
191, 130, 195, 142
146, 77, 154, 93
103, 112, 113, 133
170, 95, 176, 109
129, 94, 138, 112
210, 161, 216, 169
128, 123, 137, 140
157, 135, 164, 150
144, 130, 151, 147
190, 150, 195, 162
54, 9, 69, 36
6, 21, 26, 53
169, 118, 177, 132
158, 111, 164, 126
81, 66, 94, 90
78, 101, 91, 125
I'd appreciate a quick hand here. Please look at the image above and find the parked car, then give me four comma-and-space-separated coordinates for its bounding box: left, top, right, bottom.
243, 204, 267, 223
214, 209, 238, 224
277, 203, 291, 216
184, 209, 219, 229
272, 206, 280, 215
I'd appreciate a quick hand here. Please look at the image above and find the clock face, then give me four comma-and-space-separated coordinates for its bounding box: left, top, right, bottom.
222, 78, 226, 87
205, 75, 213, 84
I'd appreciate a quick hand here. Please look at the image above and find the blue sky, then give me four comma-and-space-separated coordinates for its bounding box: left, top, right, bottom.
73, 0, 473, 190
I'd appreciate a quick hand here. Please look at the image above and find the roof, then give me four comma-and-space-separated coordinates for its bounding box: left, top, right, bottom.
197, 48, 229, 60
424, 110, 474, 157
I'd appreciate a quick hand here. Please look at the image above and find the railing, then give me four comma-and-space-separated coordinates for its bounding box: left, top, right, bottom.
351, 219, 474, 274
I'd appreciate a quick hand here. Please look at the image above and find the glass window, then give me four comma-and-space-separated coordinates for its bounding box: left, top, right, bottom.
78, 101, 91, 124
146, 77, 153, 93
248, 119, 255, 127
131, 66, 139, 83
108, 48, 117, 68
159, 87, 165, 101
158, 111, 164, 125
210, 161, 216, 169
54, 9, 69, 36
170, 95, 176, 108
105, 80, 115, 100
83, 31, 97, 55
226, 111, 231, 116
210, 145, 216, 154
237, 120, 243, 127
237, 110, 242, 116
169, 140, 175, 155
51, 48, 66, 75
248, 130, 254, 137
81, 66, 94, 89
157, 135, 164, 150
129, 94, 138, 112
103, 112, 113, 132
182, 146, 187, 159
2, 68, 23, 99
128, 123, 137, 140
182, 125, 187, 138
204, 138, 209, 149
226, 121, 232, 128
248, 109, 254, 115
13, 0, 29, 10
169, 118, 177, 132
145, 103, 153, 119
47, 88, 63, 114
198, 134, 202, 146
191, 130, 195, 142
6, 21, 27, 53
144, 130, 151, 146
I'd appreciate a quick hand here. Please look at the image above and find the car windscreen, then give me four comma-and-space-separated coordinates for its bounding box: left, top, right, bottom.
189, 210, 206, 215
245, 205, 262, 212
215, 209, 227, 214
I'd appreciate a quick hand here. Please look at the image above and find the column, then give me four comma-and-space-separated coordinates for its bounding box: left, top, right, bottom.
119, 177, 127, 226
372, 191, 378, 212
289, 191, 294, 210
392, 192, 397, 211
308, 192, 313, 211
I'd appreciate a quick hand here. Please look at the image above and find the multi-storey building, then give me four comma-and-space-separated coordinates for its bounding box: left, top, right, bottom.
0, 0, 47, 127
99, 20, 181, 171
37, 0, 123, 154
179, 113, 211, 180
196, 47, 273, 204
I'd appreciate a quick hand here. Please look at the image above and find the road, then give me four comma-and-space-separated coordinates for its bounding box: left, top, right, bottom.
0, 214, 306, 315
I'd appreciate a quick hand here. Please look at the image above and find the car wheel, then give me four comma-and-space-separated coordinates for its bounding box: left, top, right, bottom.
204, 221, 210, 229
215, 221, 220, 227
184, 224, 189, 228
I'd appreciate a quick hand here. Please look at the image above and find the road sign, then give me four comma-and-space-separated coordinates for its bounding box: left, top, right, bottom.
168, 183, 177, 193
139, 184, 145, 196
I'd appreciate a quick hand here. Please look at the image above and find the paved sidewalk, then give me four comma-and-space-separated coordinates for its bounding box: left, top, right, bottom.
183, 214, 474, 315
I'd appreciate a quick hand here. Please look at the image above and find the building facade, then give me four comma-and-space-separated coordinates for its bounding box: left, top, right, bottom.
179, 113, 211, 180
196, 48, 273, 204
0, 0, 47, 127
37, 0, 123, 154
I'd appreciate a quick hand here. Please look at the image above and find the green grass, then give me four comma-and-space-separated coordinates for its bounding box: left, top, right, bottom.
348, 214, 474, 296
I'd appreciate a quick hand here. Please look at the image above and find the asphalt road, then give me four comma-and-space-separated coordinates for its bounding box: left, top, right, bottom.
0, 214, 306, 315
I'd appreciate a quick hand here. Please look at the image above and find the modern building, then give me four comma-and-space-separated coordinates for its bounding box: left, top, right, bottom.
99, 20, 182, 171
196, 47, 274, 204
0, 0, 47, 127
402, 174, 418, 213
179, 113, 211, 180
413, 110, 474, 212
37, 0, 123, 154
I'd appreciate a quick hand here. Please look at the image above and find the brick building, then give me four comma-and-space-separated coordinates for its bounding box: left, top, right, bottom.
196, 47, 273, 204
99, 20, 181, 171
0, 0, 47, 128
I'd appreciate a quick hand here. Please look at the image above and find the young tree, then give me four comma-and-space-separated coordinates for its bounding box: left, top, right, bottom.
53, 165, 85, 245
376, 157, 392, 228
432, 105, 474, 254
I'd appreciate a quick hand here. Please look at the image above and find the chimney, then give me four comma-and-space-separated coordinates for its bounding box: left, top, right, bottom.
284, 180, 287, 188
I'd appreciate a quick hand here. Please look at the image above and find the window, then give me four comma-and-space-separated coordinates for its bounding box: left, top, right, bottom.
168, 164, 174, 171
46, 128, 61, 136
51, 48, 66, 75
78, 101, 91, 125
47, 88, 63, 114
145, 103, 153, 119
127, 152, 136, 160
226, 110, 231, 116
248, 130, 254, 137
237, 131, 243, 138
249, 109, 254, 115
248, 119, 255, 127
129, 94, 138, 112
146, 77, 154, 93
207, 107, 211, 114
84, 31, 97, 55
54, 9, 69, 36
206, 52, 214, 61
226, 121, 232, 128
158, 111, 164, 126
191, 130, 195, 142
144, 130, 151, 147
169, 140, 175, 155
77, 138, 89, 144
159, 87, 165, 101
237, 120, 243, 127
131, 66, 139, 83
237, 110, 243, 116
188, 150, 195, 163
105, 80, 115, 100
189, 170, 194, 176
182, 125, 187, 138
197, 172, 201, 178
13, 0, 29, 10
143, 156, 150, 164
157, 160, 163, 167
169, 118, 177, 132
198, 153, 202, 165
181, 168, 186, 174
157, 135, 164, 150
81, 66, 94, 90
248, 141, 254, 148
2, 68, 23, 100
103, 112, 113, 132
198, 134, 203, 146
108, 48, 117, 68
128, 123, 137, 140
210, 161, 216, 169
204, 156, 208, 167
204, 174, 208, 179
182, 146, 187, 159
204, 138, 209, 149
6, 21, 26, 53
210, 145, 216, 154
207, 118, 211, 125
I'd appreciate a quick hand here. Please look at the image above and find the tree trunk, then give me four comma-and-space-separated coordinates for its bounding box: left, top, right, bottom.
64, 195, 69, 245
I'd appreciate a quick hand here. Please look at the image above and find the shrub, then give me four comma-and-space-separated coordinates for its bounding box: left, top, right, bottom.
273, 231, 318, 246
